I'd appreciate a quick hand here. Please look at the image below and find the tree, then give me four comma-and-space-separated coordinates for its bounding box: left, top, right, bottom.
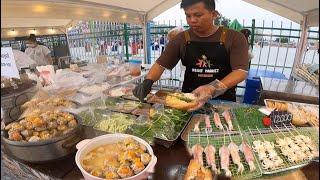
214, 15, 231, 27
275, 37, 289, 43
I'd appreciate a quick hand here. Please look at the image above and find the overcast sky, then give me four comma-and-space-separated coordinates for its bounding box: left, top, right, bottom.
153, 0, 301, 29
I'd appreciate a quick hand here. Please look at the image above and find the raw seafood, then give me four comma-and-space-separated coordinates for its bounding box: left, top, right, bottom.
191, 144, 204, 166
252, 140, 283, 170
219, 145, 232, 177
222, 110, 233, 131
204, 115, 212, 133
239, 141, 256, 171
213, 112, 223, 130
194, 120, 201, 133
228, 142, 244, 174
204, 144, 217, 173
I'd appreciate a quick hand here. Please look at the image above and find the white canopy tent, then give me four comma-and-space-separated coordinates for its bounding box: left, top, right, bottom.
1, 0, 181, 33
242, 0, 319, 71
2, 0, 182, 62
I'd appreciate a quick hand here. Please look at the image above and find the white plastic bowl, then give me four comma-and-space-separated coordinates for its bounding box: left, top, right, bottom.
75, 133, 157, 180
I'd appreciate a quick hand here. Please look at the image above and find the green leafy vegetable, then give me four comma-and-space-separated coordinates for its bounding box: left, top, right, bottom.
128, 108, 191, 143
233, 107, 265, 130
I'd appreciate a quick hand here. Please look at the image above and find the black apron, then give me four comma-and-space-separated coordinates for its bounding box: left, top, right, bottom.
181, 27, 236, 102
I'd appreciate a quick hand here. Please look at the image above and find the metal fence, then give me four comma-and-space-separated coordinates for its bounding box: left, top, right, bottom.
67, 20, 319, 95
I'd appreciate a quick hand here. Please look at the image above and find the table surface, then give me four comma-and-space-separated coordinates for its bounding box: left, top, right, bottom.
260, 77, 319, 104
260, 77, 319, 98
2, 126, 319, 180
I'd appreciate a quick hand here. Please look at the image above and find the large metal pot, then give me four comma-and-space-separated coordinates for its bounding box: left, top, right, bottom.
1, 113, 83, 163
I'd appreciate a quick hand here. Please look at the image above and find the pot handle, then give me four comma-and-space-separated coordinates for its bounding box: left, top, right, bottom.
146, 156, 157, 173
62, 136, 82, 149
75, 139, 91, 150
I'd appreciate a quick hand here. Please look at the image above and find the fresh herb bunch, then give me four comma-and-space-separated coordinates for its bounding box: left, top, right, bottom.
233, 107, 265, 130
128, 108, 191, 144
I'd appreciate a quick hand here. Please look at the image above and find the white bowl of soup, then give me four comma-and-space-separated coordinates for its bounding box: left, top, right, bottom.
75, 133, 157, 180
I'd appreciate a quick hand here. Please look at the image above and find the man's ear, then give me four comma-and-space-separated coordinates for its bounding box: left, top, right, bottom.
213, 10, 220, 19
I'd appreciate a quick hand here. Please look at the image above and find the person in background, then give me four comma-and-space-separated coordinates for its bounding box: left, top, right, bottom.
240, 29, 254, 64
133, 0, 248, 110
159, 35, 165, 53
25, 34, 52, 66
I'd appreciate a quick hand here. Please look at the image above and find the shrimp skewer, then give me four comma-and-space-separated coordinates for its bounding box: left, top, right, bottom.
193, 119, 201, 133
226, 126, 244, 174
222, 110, 233, 131
213, 112, 223, 130
191, 132, 204, 166
204, 115, 212, 133
219, 127, 232, 177
204, 130, 217, 173
238, 125, 256, 172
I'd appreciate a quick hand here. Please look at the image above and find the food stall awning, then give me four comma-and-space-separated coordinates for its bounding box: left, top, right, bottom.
1, 0, 181, 28
242, 0, 319, 26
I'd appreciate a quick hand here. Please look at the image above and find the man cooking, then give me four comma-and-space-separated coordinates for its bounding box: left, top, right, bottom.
133, 0, 248, 111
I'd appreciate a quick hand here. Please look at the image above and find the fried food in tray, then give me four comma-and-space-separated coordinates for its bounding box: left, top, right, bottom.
4, 111, 78, 142
184, 159, 213, 180
265, 101, 288, 111
265, 99, 319, 127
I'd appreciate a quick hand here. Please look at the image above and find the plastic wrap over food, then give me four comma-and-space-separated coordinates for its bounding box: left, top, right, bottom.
106, 63, 130, 77
36, 65, 55, 86
71, 92, 102, 105
43, 69, 89, 92
104, 84, 135, 97
19, 90, 78, 119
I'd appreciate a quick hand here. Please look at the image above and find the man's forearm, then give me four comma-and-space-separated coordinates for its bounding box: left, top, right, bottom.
146, 62, 165, 82
220, 70, 248, 88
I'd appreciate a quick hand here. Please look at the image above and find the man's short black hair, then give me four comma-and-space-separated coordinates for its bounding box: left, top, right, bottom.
180, 0, 216, 10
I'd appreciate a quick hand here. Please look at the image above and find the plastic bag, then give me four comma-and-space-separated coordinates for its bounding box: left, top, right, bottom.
48, 69, 89, 91
36, 65, 55, 86
12, 50, 36, 70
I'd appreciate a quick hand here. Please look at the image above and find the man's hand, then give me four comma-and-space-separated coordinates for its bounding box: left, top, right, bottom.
188, 85, 215, 112
133, 79, 154, 102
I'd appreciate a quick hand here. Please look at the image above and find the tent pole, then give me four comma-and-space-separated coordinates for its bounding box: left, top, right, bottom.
290, 15, 308, 79
142, 15, 151, 65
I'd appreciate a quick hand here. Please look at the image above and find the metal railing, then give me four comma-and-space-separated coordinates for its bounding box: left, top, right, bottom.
67, 20, 319, 97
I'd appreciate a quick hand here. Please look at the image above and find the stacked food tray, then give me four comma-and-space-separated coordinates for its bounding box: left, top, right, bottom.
264, 99, 319, 127
187, 131, 263, 179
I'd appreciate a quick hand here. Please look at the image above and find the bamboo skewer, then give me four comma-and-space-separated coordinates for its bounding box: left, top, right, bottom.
274, 125, 287, 138
248, 127, 256, 140
283, 123, 295, 137
269, 126, 280, 139
256, 127, 266, 141
237, 125, 244, 142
